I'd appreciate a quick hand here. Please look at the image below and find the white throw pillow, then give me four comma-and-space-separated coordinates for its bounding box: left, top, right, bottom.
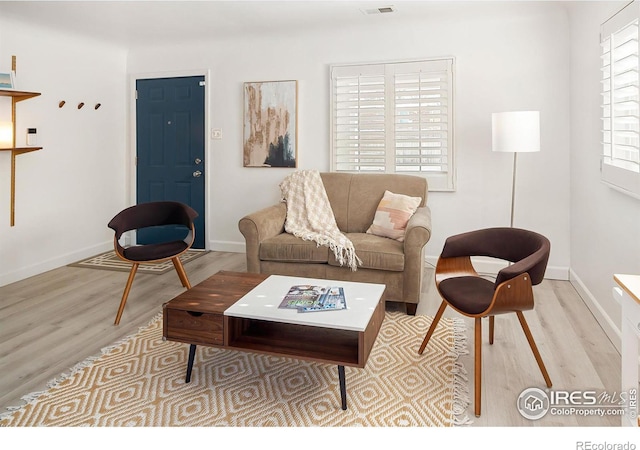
366, 190, 422, 242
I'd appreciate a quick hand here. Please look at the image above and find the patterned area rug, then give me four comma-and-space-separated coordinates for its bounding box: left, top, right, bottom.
68, 249, 207, 274
0, 312, 470, 426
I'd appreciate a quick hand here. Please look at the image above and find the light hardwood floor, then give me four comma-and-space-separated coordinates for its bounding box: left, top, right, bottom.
0, 251, 622, 426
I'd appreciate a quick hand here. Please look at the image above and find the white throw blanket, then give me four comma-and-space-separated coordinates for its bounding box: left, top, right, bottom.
279, 170, 361, 271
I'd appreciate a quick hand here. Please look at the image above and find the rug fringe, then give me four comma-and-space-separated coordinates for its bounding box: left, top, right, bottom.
449, 317, 473, 426
0, 313, 163, 420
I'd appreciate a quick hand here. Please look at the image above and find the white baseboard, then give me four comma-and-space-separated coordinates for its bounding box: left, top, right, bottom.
209, 240, 245, 253
0, 241, 112, 288
569, 269, 621, 354
425, 255, 569, 281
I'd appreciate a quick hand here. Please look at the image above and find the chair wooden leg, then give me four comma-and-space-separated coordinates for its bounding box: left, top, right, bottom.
418, 301, 447, 354
489, 315, 495, 345
172, 257, 191, 289
475, 317, 482, 417
114, 263, 139, 325
516, 311, 552, 388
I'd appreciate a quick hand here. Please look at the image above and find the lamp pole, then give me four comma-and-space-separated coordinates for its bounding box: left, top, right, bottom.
510, 152, 517, 228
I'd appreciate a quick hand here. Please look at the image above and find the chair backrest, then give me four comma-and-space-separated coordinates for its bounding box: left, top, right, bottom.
440, 227, 550, 287
108, 201, 198, 240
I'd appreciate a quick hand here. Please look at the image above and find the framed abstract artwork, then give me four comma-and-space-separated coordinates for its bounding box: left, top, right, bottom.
243, 80, 297, 168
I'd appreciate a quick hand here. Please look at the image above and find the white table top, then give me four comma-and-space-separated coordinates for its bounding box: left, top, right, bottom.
224, 275, 386, 332
614, 274, 640, 305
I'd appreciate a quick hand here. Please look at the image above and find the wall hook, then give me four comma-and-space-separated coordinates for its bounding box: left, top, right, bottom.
58, 100, 66, 108
77, 102, 84, 109
94, 103, 101, 110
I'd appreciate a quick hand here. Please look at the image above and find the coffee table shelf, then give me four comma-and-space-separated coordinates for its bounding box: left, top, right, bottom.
226, 317, 360, 365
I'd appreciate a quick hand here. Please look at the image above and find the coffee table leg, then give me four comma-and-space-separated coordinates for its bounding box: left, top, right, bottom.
338, 365, 347, 410
186, 344, 197, 383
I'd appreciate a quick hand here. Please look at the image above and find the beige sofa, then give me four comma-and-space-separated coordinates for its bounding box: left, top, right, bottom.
238, 172, 432, 314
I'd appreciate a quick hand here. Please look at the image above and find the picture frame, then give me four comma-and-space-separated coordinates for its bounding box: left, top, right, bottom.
0, 71, 15, 90
243, 80, 297, 168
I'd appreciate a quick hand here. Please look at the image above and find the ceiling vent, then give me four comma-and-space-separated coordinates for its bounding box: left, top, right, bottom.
361, 6, 396, 15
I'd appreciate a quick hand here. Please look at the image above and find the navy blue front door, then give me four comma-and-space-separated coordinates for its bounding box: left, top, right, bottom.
136, 76, 205, 249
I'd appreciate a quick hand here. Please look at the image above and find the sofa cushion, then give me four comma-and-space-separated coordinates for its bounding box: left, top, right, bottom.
259, 233, 329, 263
366, 190, 422, 242
328, 233, 405, 271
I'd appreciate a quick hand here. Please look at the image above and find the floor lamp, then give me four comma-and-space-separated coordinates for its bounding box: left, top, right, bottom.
491, 111, 540, 227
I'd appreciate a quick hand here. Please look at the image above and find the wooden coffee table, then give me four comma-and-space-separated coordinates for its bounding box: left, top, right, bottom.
162, 270, 386, 410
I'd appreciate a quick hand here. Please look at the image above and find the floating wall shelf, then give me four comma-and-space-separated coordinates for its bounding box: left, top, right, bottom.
0, 89, 41, 101
0, 88, 42, 226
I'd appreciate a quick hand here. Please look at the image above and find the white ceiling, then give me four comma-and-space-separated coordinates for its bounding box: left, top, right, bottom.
0, 1, 557, 47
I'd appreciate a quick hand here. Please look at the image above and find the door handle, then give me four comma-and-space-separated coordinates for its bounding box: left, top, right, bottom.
193, 170, 202, 178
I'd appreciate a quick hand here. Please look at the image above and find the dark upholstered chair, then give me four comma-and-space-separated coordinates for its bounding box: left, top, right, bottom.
418, 227, 552, 417
108, 201, 198, 325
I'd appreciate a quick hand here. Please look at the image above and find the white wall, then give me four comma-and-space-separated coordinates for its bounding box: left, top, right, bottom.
127, 2, 572, 282
0, 19, 128, 286
0, 2, 574, 308
568, 1, 640, 350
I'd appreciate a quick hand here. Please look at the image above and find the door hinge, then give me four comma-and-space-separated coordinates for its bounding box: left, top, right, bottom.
135, 156, 138, 166
199, 81, 205, 87
135, 90, 138, 100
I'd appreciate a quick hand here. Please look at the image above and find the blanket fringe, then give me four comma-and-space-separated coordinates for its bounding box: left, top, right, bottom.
327, 239, 362, 272
0, 313, 163, 420
298, 232, 362, 272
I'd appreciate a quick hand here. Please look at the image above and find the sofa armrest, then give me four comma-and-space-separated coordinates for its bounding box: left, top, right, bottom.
402, 206, 432, 305
238, 203, 287, 273
404, 206, 432, 249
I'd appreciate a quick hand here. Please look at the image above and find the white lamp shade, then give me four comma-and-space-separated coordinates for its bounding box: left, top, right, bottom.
492, 111, 540, 153
0, 121, 13, 148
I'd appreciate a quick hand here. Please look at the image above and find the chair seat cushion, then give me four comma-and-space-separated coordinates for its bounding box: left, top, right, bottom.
122, 241, 189, 262
328, 233, 405, 271
259, 233, 329, 263
438, 276, 494, 315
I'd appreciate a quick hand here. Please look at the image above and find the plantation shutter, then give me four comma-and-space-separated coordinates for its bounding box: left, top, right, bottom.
331, 58, 455, 191
391, 59, 453, 190
600, 0, 640, 197
332, 64, 386, 172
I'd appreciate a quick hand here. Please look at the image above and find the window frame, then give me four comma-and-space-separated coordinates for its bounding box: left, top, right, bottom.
600, 0, 640, 199
330, 57, 456, 192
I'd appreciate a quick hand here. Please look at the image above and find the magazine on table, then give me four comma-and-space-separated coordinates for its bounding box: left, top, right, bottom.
298, 286, 347, 312
279, 285, 347, 312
